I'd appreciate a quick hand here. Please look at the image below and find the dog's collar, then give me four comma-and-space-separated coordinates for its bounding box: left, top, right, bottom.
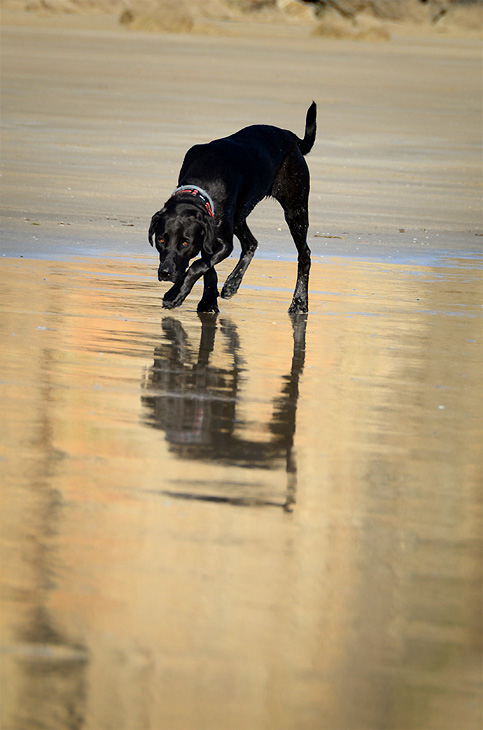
171, 185, 215, 218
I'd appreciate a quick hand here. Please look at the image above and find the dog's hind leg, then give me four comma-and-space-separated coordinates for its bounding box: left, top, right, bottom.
285, 208, 311, 314
274, 153, 311, 314
221, 221, 258, 300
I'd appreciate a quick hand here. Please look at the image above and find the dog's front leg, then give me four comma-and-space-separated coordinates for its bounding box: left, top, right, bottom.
162, 246, 230, 310
197, 268, 219, 313
162, 280, 184, 308
162, 267, 198, 309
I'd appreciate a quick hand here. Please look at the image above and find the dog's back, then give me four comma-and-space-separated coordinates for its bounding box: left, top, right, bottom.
178, 103, 316, 217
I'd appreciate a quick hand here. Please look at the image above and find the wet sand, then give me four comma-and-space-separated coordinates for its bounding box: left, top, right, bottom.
1, 19, 482, 730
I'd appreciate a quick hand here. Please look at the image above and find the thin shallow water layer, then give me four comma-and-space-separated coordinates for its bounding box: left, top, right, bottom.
1, 255, 481, 730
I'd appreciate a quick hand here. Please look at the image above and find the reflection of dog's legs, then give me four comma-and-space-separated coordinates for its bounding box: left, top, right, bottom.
161, 317, 192, 364
290, 311, 308, 377
283, 312, 308, 512
197, 313, 218, 367
220, 318, 244, 370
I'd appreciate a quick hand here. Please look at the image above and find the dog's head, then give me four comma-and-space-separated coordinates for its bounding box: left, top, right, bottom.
149, 199, 216, 283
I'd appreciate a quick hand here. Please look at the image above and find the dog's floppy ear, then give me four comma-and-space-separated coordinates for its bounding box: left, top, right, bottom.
148, 208, 166, 246
199, 214, 217, 255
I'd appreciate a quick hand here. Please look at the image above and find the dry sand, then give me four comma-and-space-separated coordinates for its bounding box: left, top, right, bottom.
1, 14, 481, 264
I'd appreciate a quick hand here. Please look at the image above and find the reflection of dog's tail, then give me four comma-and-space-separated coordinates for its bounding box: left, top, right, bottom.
297, 101, 317, 156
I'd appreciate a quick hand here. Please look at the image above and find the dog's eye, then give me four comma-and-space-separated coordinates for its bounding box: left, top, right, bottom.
182, 241, 189, 247
158, 237, 165, 245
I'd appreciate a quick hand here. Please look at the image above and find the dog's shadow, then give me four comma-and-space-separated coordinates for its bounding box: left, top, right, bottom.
141, 313, 307, 511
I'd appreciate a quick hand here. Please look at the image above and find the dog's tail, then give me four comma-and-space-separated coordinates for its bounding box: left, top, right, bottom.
298, 101, 317, 156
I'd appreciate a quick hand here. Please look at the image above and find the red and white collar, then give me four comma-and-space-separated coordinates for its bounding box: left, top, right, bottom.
171, 185, 215, 218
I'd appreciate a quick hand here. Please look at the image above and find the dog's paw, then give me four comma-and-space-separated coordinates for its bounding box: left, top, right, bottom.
221, 283, 237, 299
163, 285, 183, 309
162, 294, 182, 309
197, 299, 219, 314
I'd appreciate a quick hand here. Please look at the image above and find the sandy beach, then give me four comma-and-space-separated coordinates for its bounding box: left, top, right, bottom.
1, 17, 481, 261
1, 13, 482, 730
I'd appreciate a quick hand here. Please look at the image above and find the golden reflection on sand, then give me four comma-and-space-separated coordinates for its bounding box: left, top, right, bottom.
1, 256, 481, 730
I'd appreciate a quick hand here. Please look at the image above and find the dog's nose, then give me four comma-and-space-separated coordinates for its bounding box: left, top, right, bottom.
158, 266, 173, 281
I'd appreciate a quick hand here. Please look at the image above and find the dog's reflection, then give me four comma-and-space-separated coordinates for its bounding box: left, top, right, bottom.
141, 314, 307, 510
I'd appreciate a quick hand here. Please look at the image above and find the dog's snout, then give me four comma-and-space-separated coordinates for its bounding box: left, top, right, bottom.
158, 264, 175, 282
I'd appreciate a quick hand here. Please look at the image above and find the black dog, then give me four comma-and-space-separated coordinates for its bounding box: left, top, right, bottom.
149, 102, 316, 313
